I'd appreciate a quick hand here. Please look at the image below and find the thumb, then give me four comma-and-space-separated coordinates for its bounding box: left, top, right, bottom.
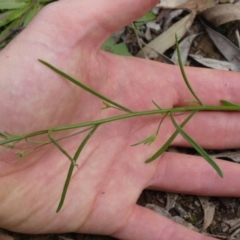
26, 0, 159, 49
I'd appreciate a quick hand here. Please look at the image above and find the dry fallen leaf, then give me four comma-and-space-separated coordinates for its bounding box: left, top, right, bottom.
136, 12, 195, 58
201, 4, 240, 27
165, 193, 178, 211
157, 0, 216, 12
157, 0, 190, 9
189, 54, 236, 70
171, 33, 200, 65
224, 218, 240, 228
210, 150, 240, 163
145, 203, 199, 232
198, 197, 215, 231
201, 20, 240, 72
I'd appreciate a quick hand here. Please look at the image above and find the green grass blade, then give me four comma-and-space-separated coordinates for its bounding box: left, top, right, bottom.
48, 130, 76, 166
170, 112, 223, 177
56, 125, 99, 212
39, 60, 132, 113
146, 111, 196, 163
175, 35, 203, 106
0, 0, 27, 10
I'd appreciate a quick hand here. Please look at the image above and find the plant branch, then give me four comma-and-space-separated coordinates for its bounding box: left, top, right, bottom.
56, 124, 99, 212
48, 130, 77, 166
170, 111, 223, 177
1, 104, 240, 147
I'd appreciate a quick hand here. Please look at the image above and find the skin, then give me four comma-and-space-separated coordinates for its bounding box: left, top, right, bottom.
1, 0, 240, 239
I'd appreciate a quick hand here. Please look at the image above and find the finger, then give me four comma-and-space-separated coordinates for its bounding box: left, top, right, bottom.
112, 205, 215, 240
162, 63, 240, 106
87, 55, 240, 111
131, 59, 240, 106
27, 0, 159, 49
148, 152, 240, 197
178, 68, 240, 105
169, 111, 240, 149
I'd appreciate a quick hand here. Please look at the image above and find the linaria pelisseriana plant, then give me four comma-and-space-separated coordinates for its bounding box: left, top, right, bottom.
1, 35, 239, 212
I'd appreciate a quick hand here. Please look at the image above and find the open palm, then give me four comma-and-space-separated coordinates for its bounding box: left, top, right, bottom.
1, 1, 240, 239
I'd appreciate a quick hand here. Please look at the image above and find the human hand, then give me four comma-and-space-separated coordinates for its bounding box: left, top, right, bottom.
1, 0, 240, 239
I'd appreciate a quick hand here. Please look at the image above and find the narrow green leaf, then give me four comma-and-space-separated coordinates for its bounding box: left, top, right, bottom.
48, 130, 77, 166
146, 111, 196, 163
152, 100, 162, 110
0, 5, 29, 27
0, 10, 15, 22
221, 100, 240, 107
170, 112, 223, 177
0, 17, 23, 47
39, 60, 133, 113
56, 125, 99, 212
0, 0, 26, 10
175, 34, 203, 106
39, 0, 54, 3
0, 132, 7, 139
23, 4, 43, 27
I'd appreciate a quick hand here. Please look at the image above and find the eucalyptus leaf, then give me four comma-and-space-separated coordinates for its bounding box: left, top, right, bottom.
189, 54, 236, 71
171, 34, 200, 65
201, 20, 240, 72
170, 112, 223, 177
136, 13, 195, 58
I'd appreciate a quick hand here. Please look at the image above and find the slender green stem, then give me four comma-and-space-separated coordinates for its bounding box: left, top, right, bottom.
51, 105, 240, 131
1, 104, 240, 146
56, 125, 99, 212
48, 130, 77, 166
175, 35, 203, 106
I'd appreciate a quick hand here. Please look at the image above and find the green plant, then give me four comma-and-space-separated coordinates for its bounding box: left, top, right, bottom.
0, 0, 55, 48
1, 35, 239, 212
